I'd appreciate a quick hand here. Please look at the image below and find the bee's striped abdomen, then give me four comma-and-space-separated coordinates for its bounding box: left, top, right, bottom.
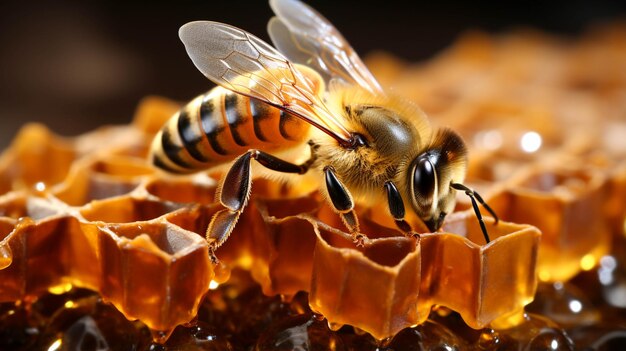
151, 87, 311, 174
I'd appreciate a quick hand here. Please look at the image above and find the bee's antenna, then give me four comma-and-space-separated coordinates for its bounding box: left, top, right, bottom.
450, 183, 499, 244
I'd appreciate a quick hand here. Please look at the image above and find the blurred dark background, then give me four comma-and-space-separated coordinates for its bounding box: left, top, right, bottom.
1, 0, 625, 148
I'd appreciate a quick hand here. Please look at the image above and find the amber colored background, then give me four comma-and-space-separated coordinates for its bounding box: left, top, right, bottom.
0, 0, 624, 148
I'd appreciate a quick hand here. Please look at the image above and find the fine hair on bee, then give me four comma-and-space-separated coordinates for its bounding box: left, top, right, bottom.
149, 0, 499, 262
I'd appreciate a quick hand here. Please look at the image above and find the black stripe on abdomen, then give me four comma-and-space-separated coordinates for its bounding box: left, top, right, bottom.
279, 110, 298, 141
250, 98, 269, 142
161, 128, 193, 169
177, 109, 209, 162
224, 93, 247, 147
200, 94, 228, 156
153, 153, 183, 173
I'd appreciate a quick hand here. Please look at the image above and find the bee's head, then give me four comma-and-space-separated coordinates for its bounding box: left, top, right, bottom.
407, 128, 468, 232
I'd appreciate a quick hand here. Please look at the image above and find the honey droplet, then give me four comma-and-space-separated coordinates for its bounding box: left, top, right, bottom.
491, 313, 575, 350
527, 329, 575, 351
0, 244, 13, 269
527, 283, 600, 327
212, 261, 232, 285
328, 322, 344, 332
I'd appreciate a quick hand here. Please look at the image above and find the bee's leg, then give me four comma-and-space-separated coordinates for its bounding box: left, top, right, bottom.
207, 150, 310, 263
384, 181, 413, 233
450, 182, 499, 244
323, 166, 365, 245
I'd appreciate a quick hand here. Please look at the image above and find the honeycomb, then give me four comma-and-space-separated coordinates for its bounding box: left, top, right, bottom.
1, 24, 626, 350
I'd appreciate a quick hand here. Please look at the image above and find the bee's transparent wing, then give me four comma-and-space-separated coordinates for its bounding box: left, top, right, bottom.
179, 21, 352, 143
268, 0, 383, 94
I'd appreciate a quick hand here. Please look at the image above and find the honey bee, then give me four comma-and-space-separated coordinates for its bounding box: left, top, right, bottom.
150, 0, 498, 261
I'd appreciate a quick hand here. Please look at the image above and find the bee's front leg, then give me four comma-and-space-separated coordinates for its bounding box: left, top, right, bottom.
207, 149, 310, 263
384, 181, 420, 238
323, 166, 367, 246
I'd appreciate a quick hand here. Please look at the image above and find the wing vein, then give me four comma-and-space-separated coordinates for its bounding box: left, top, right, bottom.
179, 20, 352, 143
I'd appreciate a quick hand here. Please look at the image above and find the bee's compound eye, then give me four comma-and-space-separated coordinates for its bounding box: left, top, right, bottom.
413, 158, 435, 200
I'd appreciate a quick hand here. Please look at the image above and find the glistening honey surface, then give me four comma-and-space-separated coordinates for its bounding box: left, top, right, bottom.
1, 24, 626, 349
